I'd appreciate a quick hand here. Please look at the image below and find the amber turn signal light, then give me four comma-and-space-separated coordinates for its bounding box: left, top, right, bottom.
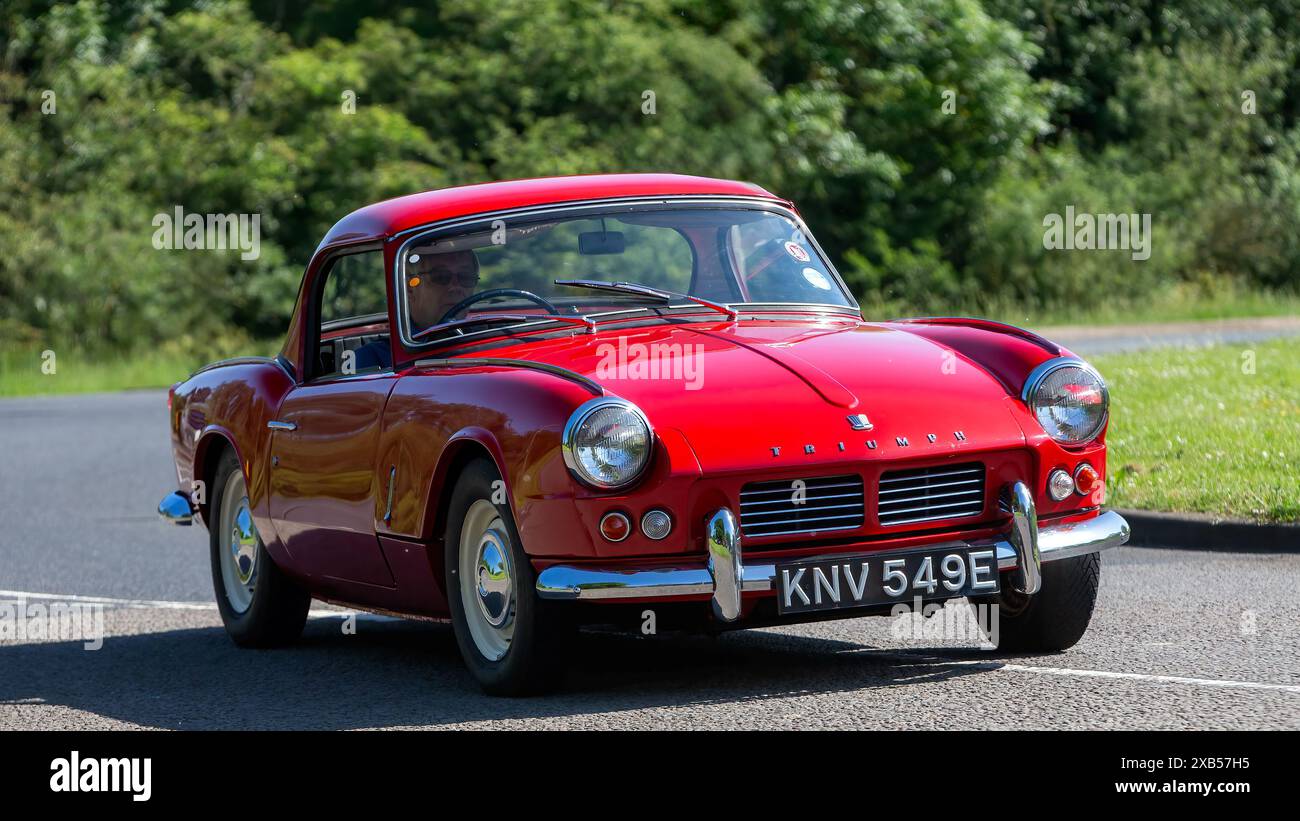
1073, 463, 1100, 496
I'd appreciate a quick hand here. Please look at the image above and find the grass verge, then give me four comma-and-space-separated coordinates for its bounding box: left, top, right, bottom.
1095, 339, 1300, 524
984, 283, 1300, 328
0, 347, 221, 397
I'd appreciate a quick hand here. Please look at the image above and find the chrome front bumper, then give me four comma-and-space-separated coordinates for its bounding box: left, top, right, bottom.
535, 481, 1130, 623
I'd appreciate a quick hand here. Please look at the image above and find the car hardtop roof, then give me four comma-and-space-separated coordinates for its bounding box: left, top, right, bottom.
317, 173, 782, 248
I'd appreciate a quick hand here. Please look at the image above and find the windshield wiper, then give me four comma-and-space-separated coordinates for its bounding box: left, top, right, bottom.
554, 279, 738, 320
412, 312, 595, 342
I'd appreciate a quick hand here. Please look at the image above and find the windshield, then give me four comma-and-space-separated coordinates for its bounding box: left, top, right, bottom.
396, 202, 855, 346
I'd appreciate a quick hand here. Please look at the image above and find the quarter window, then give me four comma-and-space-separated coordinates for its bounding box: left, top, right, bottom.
313, 249, 390, 379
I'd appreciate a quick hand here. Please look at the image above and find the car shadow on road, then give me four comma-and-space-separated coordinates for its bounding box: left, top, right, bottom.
0, 616, 1000, 729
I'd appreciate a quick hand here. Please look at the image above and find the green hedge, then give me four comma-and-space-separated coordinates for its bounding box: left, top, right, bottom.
2, 0, 1298, 356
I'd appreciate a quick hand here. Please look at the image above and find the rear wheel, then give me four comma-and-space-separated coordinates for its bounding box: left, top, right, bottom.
209, 449, 310, 646
995, 552, 1101, 652
444, 458, 571, 695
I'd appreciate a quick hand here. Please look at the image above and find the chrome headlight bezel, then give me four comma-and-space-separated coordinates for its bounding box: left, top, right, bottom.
561, 397, 654, 491
1021, 357, 1110, 445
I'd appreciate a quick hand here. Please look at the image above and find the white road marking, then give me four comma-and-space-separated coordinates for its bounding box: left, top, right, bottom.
993, 662, 1300, 694
6, 589, 1298, 694
0, 589, 389, 620
0, 589, 215, 611
869, 650, 1300, 694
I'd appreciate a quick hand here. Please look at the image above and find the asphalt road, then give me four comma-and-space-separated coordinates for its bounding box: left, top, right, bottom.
2, 389, 1298, 730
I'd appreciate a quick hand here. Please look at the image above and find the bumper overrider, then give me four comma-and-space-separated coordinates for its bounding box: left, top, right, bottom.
536, 480, 1130, 623
158, 490, 194, 525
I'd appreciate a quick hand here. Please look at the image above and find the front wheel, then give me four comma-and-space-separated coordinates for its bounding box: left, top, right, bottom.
209, 449, 310, 646
444, 459, 571, 695
995, 551, 1101, 652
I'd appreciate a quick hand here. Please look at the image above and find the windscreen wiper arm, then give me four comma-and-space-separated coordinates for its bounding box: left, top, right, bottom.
554, 279, 738, 320
412, 312, 595, 342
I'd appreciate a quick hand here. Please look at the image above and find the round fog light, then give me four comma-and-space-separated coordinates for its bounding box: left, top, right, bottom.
1073, 463, 1100, 496
1047, 469, 1075, 501
640, 509, 672, 540
599, 511, 631, 542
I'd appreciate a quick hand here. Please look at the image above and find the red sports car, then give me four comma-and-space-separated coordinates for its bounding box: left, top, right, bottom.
159, 173, 1129, 694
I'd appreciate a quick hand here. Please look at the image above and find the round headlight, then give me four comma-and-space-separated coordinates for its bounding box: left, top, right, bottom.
1023, 359, 1109, 445
562, 398, 653, 490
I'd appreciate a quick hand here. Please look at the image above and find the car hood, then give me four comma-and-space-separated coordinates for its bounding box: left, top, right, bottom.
485, 319, 1029, 472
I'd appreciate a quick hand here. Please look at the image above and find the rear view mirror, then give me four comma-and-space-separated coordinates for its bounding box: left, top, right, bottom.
579, 231, 625, 255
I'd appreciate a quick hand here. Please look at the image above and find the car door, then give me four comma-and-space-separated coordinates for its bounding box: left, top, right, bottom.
268, 248, 397, 587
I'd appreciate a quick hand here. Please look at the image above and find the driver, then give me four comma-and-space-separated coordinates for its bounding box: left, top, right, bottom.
406, 249, 482, 330
351, 249, 481, 371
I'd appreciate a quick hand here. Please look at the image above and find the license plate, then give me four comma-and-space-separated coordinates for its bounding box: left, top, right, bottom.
775, 545, 1000, 616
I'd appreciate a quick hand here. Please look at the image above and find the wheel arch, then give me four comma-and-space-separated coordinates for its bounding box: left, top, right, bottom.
192, 427, 245, 528
421, 431, 513, 596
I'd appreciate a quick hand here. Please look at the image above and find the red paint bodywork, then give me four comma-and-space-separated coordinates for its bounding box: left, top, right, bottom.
166, 173, 1109, 621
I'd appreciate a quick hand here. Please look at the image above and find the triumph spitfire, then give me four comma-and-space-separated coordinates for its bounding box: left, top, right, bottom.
159, 173, 1129, 695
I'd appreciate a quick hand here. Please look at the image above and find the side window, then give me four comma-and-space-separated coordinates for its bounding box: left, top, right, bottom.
321, 251, 387, 325
314, 250, 390, 379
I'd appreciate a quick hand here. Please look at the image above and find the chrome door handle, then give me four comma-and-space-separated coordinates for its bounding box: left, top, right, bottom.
267, 420, 298, 432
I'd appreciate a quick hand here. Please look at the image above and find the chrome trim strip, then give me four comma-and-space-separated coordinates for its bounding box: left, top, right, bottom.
383, 465, 397, 524
875, 511, 984, 527
273, 354, 296, 382
413, 357, 604, 396
390, 195, 787, 241
741, 492, 862, 507
534, 509, 1129, 603
878, 465, 977, 483
878, 479, 981, 495
266, 420, 298, 432
744, 501, 864, 516
878, 487, 982, 504
880, 498, 986, 516
157, 491, 194, 526
742, 512, 864, 527
740, 482, 861, 497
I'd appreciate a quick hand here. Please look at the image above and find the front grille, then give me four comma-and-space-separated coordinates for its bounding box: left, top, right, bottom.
877, 462, 986, 526
739, 475, 865, 538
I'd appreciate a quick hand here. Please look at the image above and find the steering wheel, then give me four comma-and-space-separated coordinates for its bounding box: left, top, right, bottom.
437, 289, 562, 323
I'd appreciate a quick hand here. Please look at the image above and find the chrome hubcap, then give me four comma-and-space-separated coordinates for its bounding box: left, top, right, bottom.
218, 469, 258, 615
459, 500, 517, 661
231, 506, 258, 585
474, 529, 513, 628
